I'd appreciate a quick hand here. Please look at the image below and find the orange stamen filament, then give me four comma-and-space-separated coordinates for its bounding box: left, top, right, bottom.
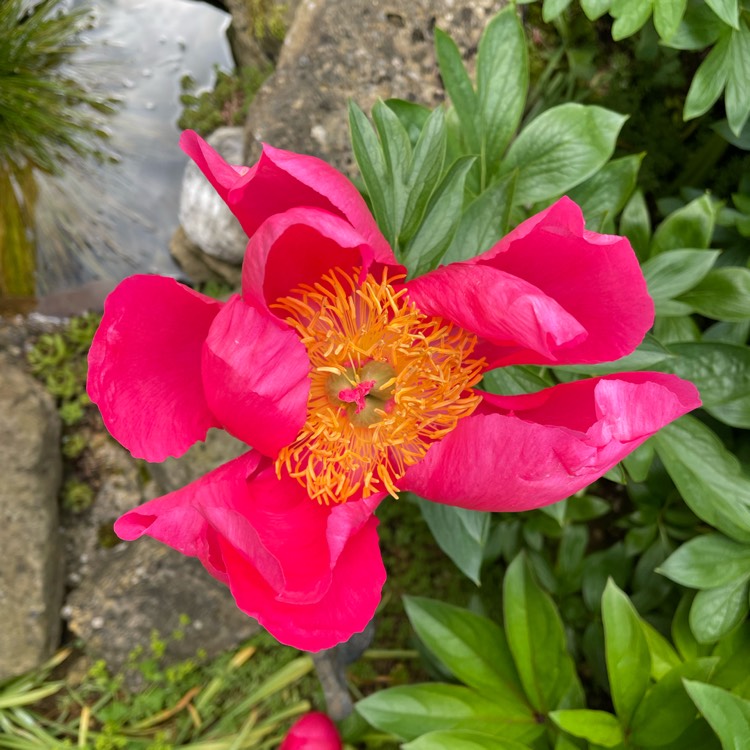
273, 267, 485, 505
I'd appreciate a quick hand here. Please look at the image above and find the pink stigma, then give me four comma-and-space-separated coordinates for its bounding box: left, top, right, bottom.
338, 380, 376, 414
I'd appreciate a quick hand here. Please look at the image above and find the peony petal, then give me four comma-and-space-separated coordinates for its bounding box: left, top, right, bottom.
202, 294, 311, 457
180, 131, 396, 264
413, 197, 653, 367
241, 207, 383, 309
280, 713, 342, 750
87, 275, 222, 461
405, 262, 588, 362
114, 451, 263, 582
401, 373, 701, 512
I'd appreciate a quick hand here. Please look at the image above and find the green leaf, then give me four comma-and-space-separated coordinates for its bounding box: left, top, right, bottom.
602, 579, 651, 726
659, 533, 750, 588
403, 597, 525, 700
704, 0, 740, 29
416, 500, 491, 585
611, 0, 654, 40
435, 28, 479, 153
543, 0, 574, 22
549, 709, 623, 747
650, 194, 717, 254
653, 416, 750, 542
684, 680, 750, 749
580, 0, 611, 20
356, 684, 541, 743
442, 170, 517, 264
404, 730, 532, 750
630, 658, 720, 746
554, 336, 670, 377
667, 0, 725, 49
477, 7, 528, 179
642, 249, 720, 305
640, 618, 682, 680
690, 578, 750, 644
399, 106, 448, 243
653, 0, 687, 41
684, 32, 731, 121
348, 101, 393, 242
567, 154, 642, 231
655, 342, 750, 407
503, 553, 584, 713
403, 157, 475, 275
482, 365, 552, 396
726, 20, 750, 136
620, 188, 652, 258
706, 395, 750, 428
501, 103, 626, 205
383, 99, 431, 145
678, 268, 750, 321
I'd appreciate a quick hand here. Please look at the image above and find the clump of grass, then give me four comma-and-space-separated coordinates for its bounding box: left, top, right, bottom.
0, 0, 115, 174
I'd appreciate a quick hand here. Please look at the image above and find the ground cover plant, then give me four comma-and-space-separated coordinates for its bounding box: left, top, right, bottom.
4, 1, 750, 748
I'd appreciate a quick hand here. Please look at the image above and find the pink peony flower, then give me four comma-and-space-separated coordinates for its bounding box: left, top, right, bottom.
279, 712, 342, 750
88, 130, 701, 651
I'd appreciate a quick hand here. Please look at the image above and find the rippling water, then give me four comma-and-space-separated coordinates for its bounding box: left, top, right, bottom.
33, 0, 232, 304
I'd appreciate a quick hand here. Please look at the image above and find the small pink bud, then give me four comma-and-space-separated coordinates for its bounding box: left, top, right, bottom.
279, 712, 342, 750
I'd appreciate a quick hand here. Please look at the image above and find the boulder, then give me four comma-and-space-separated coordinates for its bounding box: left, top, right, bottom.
244, 0, 507, 175
0, 353, 63, 680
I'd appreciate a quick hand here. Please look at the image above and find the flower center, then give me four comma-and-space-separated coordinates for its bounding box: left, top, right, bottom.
273, 267, 484, 504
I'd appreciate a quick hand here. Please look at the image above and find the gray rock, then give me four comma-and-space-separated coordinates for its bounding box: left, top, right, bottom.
179, 127, 248, 265
169, 225, 242, 288
0, 353, 63, 680
64, 537, 260, 686
244, 0, 507, 176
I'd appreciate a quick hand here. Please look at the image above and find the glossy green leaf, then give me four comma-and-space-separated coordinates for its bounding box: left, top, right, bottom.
399, 106, 448, 243
679, 268, 750, 320
383, 99, 431, 145
580, 0, 611, 20
482, 365, 551, 396
640, 619, 682, 680
550, 709, 623, 747
620, 188, 652, 258
659, 533, 750, 588
655, 416, 750, 541
667, 1, 726, 49
653, 0, 687, 41
434, 28, 479, 153
650, 194, 717, 254
631, 658, 719, 746
611, 0, 653, 40
655, 342, 750, 407
543, 0, 574, 22
501, 104, 626, 205
706, 395, 750, 428
704, 0, 740, 29
684, 680, 750, 749
503, 553, 584, 713
404, 730, 532, 750
403, 597, 524, 699
567, 154, 642, 231
356, 684, 540, 743
602, 580, 651, 726
417, 499, 490, 585
642, 249, 720, 305
348, 101, 393, 242
690, 578, 750, 644
404, 156, 475, 275
684, 32, 731, 121
477, 7, 528, 178
726, 20, 750, 136
442, 170, 517, 264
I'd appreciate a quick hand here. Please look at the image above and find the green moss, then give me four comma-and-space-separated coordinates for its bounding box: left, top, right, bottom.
61, 478, 94, 512
177, 64, 271, 137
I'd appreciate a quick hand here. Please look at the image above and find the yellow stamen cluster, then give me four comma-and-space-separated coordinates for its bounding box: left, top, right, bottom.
273, 267, 484, 505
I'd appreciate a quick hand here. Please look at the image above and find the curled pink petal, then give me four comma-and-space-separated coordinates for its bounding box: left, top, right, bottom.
180, 131, 396, 265
401, 373, 701, 512
411, 197, 654, 367
87, 275, 221, 462
241, 207, 383, 309
202, 295, 311, 457
280, 712, 342, 750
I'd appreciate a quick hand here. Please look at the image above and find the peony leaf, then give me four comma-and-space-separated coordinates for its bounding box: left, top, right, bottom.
684, 32, 731, 120
684, 680, 750, 748
690, 579, 750, 643
549, 709, 623, 747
